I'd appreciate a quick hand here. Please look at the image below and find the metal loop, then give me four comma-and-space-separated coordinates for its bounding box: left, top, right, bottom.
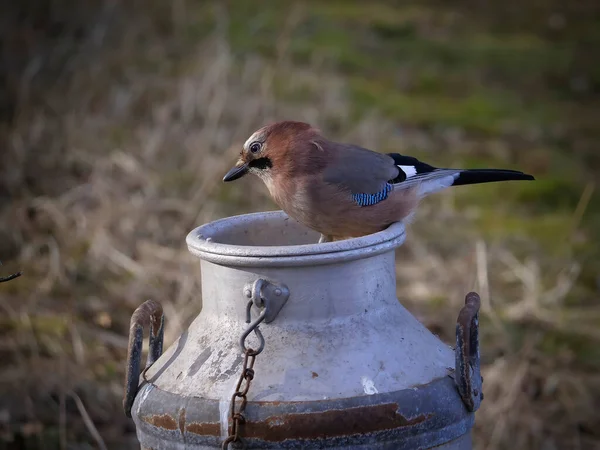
239, 278, 273, 355
454, 292, 483, 412
239, 308, 267, 355
222, 436, 247, 450
250, 278, 266, 308
232, 413, 246, 424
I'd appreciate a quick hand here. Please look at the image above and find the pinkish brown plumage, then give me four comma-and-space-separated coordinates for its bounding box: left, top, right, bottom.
223, 121, 535, 242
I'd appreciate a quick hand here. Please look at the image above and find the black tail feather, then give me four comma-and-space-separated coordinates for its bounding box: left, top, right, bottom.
453, 169, 535, 186
387, 152, 535, 188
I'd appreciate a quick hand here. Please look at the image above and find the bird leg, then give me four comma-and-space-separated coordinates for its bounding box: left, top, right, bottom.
318, 234, 333, 243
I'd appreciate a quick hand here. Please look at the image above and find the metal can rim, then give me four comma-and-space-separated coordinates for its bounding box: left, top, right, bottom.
186, 210, 406, 267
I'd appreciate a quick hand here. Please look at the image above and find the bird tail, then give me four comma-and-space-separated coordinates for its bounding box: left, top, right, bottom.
390, 167, 535, 197
452, 168, 535, 186
387, 152, 535, 196
415, 168, 534, 196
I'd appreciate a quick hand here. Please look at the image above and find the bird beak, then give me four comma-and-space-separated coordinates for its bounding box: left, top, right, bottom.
223, 162, 249, 182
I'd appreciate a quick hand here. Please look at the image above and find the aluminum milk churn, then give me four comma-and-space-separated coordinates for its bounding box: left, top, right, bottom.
124, 210, 483, 449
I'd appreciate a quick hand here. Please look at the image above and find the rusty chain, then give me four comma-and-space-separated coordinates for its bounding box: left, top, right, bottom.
222, 288, 269, 450
221, 347, 257, 450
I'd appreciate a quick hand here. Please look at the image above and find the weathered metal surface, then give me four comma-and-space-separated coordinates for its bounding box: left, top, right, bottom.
242, 403, 431, 440
454, 292, 483, 412
129, 211, 478, 449
124, 299, 165, 418
186, 210, 407, 267
133, 376, 473, 449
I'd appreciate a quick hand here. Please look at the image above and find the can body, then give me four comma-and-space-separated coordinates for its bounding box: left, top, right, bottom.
131, 211, 474, 449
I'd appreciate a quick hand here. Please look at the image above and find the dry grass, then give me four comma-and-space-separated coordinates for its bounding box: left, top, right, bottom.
396, 231, 599, 449
1, 1, 599, 449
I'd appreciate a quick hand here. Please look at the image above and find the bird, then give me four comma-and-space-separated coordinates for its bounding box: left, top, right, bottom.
222, 121, 535, 243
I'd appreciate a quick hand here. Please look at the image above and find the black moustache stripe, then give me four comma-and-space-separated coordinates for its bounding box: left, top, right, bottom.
249, 157, 272, 170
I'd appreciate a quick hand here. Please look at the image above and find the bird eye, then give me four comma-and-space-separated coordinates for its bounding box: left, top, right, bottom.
249, 142, 262, 154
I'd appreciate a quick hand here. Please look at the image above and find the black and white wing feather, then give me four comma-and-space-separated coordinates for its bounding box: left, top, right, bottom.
387, 153, 535, 196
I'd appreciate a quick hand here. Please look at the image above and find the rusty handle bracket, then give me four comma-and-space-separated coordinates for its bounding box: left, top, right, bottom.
454, 292, 483, 412
123, 299, 165, 418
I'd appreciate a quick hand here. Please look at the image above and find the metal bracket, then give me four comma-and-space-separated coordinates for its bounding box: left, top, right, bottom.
238, 279, 290, 355
123, 299, 165, 418
243, 278, 290, 324
454, 292, 483, 412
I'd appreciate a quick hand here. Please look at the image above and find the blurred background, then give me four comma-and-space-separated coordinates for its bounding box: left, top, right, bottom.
1, 0, 599, 449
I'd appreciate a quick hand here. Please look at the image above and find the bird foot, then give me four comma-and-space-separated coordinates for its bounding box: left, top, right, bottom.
318, 234, 333, 243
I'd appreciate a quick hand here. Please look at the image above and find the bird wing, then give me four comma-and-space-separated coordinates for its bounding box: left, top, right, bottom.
322, 143, 399, 195
321, 146, 462, 206
321, 146, 533, 207
321, 143, 401, 207
322, 146, 461, 205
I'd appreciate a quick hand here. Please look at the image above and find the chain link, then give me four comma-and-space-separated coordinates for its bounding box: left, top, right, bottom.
222, 296, 267, 450
222, 348, 257, 449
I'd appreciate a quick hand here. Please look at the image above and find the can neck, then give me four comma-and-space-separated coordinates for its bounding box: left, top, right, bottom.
199, 250, 399, 325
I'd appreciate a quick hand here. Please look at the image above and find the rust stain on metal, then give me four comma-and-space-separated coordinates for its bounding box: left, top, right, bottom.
245, 403, 432, 441
141, 413, 178, 430
178, 408, 186, 435
186, 422, 221, 436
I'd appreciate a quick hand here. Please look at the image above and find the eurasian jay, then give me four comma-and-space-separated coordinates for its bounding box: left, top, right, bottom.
223, 121, 535, 242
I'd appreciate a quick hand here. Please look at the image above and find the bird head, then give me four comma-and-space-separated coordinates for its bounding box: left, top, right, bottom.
222, 121, 319, 183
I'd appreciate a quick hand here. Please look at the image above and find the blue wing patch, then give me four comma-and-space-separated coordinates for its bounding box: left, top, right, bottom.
352, 183, 393, 207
